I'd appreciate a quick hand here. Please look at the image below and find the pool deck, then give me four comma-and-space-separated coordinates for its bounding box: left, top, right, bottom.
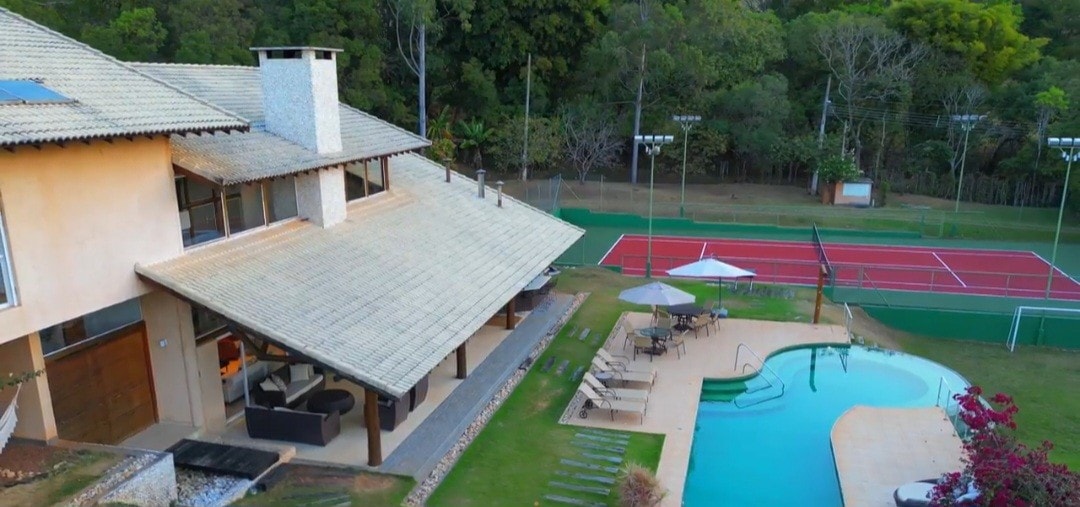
568, 311, 850, 506
832, 406, 965, 507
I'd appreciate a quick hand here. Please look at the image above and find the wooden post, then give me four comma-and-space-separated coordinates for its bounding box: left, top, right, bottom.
813, 264, 826, 324
364, 389, 382, 466
456, 343, 467, 379
505, 299, 516, 330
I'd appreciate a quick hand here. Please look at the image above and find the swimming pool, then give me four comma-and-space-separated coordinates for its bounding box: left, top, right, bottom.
683, 345, 968, 506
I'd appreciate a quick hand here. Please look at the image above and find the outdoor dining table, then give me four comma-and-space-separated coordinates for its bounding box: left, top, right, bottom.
667, 303, 705, 331
636, 326, 672, 355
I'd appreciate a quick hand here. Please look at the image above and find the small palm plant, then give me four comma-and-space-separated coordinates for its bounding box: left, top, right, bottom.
456, 118, 493, 168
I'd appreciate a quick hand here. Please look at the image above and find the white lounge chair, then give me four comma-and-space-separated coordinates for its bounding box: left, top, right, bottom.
596, 349, 658, 377
583, 372, 649, 402
590, 357, 656, 390
577, 383, 646, 423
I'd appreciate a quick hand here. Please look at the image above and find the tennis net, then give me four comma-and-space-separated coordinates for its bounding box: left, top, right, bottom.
812, 223, 833, 276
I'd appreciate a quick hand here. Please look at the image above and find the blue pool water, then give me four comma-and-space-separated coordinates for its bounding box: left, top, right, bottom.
683, 346, 968, 507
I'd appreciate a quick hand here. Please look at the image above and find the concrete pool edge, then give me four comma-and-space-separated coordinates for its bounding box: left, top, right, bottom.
831, 406, 966, 507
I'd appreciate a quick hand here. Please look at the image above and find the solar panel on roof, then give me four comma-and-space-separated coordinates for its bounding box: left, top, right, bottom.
0, 80, 71, 104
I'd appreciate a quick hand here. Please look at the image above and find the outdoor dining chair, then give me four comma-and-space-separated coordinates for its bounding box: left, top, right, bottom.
691, 314, 711, 338
669, 330, 688, 359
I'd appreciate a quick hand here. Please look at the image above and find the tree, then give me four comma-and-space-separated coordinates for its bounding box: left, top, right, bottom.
812, 12, 926, 166
940, 83, 988, 180
81, 7, 167, 62
932, 386, 1079, 506
562, 105, 623, 184
486, 115, 562, 176
166, 0, 254, 65
889, 0, 1045, 85
1033, 86, 1070, 178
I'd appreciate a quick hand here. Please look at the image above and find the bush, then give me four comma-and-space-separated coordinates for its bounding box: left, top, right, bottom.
817, 155, 861, 184
931, 386, 1080, 506
618, 462, 665, 507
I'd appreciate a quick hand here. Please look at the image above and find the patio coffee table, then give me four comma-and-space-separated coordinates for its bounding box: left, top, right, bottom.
306, 389, 355, 415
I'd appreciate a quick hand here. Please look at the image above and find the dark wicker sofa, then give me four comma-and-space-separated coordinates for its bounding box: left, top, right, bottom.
244, 405, 340, 446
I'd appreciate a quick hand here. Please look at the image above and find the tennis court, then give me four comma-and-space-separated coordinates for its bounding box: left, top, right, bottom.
599, 234, 1080, 301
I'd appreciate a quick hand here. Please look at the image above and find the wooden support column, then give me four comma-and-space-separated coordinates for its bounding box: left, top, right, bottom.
456, 343, 468, 379
813, 265, 826, 324
365, 389, 382, 466
505, 299, 517, 330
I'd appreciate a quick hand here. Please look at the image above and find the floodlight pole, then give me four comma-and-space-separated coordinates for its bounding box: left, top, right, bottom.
1045, 138, 1079, 300
952, 114, 984, 213
673, 115, 701, 218
636, 134, 674, 278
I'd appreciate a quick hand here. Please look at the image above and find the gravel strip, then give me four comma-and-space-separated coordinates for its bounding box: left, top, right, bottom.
64, 452, 156, 506
175, 469, 252, 507
403, 292, 589, 506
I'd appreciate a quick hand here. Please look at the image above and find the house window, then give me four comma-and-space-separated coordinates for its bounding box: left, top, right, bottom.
39, 298, 143, 356
0, 205, 15, 309
345, 160, 386, 201
176, 175, 225, 247
175, 169, 299, 248
192, 304, 229, 339
225, 184, 267, 234
266, 176, 298, 222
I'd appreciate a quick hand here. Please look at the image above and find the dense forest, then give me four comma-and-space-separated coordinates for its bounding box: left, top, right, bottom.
4, 0, 1079, 208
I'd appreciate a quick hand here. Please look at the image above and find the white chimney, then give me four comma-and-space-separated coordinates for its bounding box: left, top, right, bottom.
252, 47, 343, 154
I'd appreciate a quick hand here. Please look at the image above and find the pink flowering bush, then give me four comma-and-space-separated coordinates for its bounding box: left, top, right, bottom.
931, 386, 1079, 506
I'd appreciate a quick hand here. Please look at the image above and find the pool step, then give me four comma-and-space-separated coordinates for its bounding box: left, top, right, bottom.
699, 380, 749, 402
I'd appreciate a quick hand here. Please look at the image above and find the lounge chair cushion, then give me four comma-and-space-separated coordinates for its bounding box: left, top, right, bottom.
893, 481, 934, 507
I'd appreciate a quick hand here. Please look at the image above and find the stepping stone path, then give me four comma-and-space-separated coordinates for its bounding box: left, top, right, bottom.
578, 328, 591, 341
569, 366, 584, 381
542, 429, 631, 505
555, 359, 569, 376
541, 356, 556, 373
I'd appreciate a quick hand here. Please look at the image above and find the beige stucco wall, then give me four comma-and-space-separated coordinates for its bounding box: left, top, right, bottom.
0, 333, 57, 440
196, 339, 226, 434
0, 138, 183, 344
141, 291, 202, 427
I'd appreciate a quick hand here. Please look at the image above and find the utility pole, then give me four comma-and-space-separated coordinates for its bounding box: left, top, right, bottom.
521, 53, 531, 184
630, 45, 646, 185
813, 75, 832, 195
673, 115, 701, 217
952, 114, 984, 213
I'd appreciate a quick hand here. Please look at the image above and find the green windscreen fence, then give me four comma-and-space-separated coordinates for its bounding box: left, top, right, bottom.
861, 304, 1080, 350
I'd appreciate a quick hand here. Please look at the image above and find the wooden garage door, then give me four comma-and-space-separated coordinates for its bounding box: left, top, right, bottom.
46, 323, 157, 444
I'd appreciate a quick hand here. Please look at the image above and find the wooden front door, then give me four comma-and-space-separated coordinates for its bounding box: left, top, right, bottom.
46, 323, 157, 444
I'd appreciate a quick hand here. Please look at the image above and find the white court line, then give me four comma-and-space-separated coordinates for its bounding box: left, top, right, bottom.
617, 233, 1041, 258
826, 243, 1039, 259
698, 242, 708, 260
619, 234, 812, 249
599, 233, 626, 265
1030, 251, 1080, 287
932, 252, 966, 287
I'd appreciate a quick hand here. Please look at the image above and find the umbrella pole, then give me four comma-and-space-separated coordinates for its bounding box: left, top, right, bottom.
717, 277, 722, 308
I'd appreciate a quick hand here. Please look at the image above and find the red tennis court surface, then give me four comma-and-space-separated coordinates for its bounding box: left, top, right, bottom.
600, 234, 1080, 301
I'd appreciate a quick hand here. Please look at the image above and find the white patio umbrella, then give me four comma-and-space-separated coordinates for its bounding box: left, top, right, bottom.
618, 282, 696, 322
667, 258, 756, 306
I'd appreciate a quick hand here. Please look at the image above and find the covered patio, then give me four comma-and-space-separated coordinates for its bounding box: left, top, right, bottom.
135, 154, 583, 466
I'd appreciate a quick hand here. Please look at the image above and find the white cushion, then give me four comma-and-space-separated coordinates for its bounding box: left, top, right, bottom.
895, 482, 934, 504
290, 363, 311, 383
259, 378, 281, 392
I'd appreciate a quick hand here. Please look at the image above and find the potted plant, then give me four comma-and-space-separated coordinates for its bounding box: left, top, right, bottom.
816, 155, 861, 204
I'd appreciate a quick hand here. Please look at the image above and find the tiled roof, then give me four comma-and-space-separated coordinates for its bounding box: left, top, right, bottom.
0, 8, 247, 147
137, 153, 583, 398
132, 63, 430, 185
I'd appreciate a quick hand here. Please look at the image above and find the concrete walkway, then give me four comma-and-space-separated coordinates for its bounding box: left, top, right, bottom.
569, 312, 850, 506
832, 406, 964, 507
380, 293, 576, 479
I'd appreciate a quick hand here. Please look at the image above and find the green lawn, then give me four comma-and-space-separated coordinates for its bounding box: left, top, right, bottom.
429, 268, 808, 506
233, 465, 413, 507
896, 336, 1080, 469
